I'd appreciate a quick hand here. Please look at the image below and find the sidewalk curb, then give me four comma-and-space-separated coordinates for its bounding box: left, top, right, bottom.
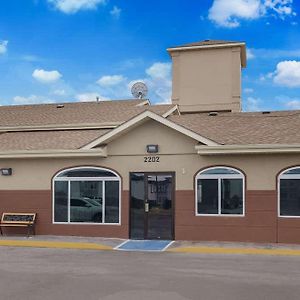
167, 246, 300, 256
2, 239, 300, 256
0, 240, 113, 251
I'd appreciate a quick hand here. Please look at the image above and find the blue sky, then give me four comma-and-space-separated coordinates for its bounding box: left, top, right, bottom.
0, 0, 299, 111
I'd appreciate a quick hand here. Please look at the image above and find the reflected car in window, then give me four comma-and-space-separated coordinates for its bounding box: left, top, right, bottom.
70, 197, 103, 223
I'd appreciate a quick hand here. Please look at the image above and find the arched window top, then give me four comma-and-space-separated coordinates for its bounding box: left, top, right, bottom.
280, 167, 300, 177
197, 166, 243, 177
55, 167, 119, 179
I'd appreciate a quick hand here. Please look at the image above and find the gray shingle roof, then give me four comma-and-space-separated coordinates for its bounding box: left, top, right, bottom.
0, 100, 174, 127
168, 110, 300, 145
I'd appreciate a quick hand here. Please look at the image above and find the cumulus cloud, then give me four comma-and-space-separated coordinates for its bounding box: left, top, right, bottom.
272, 61, 300, 87
208, 0, 294, 28
76, 92, 109, 102
144, 62, 172, 104
110, 6, 121, 19
48, 0, 106, 14
247, 49, 255, 59
92, 62, 172, 103
275, 95, 300, 109
13, 95, 55, 105
146, 62, 172, 80
244, 97, 262, 111
32, 69, 62, 83
52, 89, 67, 96
285, 99, 300, 109
97, 75, 125, 87
244, 88, 254, 93
0, 40, 8, 54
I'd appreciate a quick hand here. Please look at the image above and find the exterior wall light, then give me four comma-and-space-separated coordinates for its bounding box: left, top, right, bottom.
146, 145, 159, 153
1, 168, 12, 176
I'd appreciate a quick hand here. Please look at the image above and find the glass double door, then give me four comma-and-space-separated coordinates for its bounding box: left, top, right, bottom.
130, 173, 174, 240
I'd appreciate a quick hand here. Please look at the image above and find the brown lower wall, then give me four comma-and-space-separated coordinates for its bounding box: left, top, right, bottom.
0, 190, 129, 238
1, 189, 300, 244
175, 190, 278, 243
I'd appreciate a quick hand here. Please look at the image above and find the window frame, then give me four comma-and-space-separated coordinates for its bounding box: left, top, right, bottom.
52, 166, 121, 225
278, 166, 300, 218
195, 166, 245, 217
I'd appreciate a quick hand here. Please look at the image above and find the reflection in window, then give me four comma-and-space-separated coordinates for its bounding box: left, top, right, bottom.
54, 181, 68, 222
70, 181, 103, 223
53, 167, 120, 224
279, 167, 300, 217
196, 167, 244, 216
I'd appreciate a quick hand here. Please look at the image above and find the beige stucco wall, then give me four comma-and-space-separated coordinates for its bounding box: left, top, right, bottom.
0, 120, 299, 191
171, 47, 242, 112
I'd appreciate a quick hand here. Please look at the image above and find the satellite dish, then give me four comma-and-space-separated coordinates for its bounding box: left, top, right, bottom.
131, 82, 148, 99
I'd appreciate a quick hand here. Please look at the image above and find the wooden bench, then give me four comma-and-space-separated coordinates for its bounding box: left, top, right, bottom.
0, 213, 37, 237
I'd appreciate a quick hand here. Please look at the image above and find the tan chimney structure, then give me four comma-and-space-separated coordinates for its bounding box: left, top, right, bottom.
167, 40, 247, 113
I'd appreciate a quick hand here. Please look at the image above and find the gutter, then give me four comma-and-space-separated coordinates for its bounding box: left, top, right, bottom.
167, 42, 246, 53
0, 123, 120, 133
196, 144, 300, 155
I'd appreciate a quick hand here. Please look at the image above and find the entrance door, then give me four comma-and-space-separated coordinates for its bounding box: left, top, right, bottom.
130, 173, 174, 240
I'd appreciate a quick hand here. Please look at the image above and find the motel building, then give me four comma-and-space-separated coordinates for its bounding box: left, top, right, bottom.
1, 40, 300, 244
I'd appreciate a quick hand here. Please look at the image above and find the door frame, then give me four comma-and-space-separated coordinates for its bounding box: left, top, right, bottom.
129, 171, 175, 240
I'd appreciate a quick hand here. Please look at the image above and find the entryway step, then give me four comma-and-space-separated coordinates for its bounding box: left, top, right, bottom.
115, 240, 173, 252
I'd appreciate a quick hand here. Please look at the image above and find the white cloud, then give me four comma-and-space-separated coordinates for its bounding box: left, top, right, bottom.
13, 95, 55, 105
145, 62, 172, 103
208, 0, 294, 28
91, 62, 172, 104
273, 61, 300, 87
76, 92, 109, 102
244, 88, 254, 93
52, 89, 67, 96
146, 62, 172, 80
110, 6, 121, 19
0, 40, 8, 54
21, 55, 41, 62
32, 69, 62, 83
97, 75, 125, 87
244, 97, 262, 111
247, 48, 255, 59
285, 99, 300, 109
260, 72, 274, 81
208, 0, 261, 27
276, 95, 300, 109
48, 0, 106, 14
263, 0, 293, 17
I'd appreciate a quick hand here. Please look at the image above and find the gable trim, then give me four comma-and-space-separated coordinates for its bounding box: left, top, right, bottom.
81, 110, 219, 150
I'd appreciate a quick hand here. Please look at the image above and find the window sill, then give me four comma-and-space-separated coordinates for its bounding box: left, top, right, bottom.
53, 222, 121, 226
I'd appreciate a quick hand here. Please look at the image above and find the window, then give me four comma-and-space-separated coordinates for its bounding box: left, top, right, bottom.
195, 167, 245, 216
279, 167, 300, 217
53, 167, 121, 224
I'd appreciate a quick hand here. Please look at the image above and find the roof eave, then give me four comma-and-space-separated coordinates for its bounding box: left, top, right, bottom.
0, 147, 107, 158
167, 42, 247, 68
196, 144, 300, 155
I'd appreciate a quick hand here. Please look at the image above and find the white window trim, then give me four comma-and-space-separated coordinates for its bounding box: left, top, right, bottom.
52, 166, 121, 225
278, 166, 300, 218
195, 166, 245, 217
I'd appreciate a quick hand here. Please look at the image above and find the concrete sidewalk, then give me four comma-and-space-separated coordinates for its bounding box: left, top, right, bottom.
1, 235, 300, 256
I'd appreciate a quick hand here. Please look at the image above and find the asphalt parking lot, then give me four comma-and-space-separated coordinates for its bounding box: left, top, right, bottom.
1, 246, 300, 300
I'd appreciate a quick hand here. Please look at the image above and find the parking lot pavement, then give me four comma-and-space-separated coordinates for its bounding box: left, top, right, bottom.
1, 246, 300, 300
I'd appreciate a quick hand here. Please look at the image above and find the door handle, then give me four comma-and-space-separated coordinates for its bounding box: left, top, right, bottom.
145, 202, 149, 212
